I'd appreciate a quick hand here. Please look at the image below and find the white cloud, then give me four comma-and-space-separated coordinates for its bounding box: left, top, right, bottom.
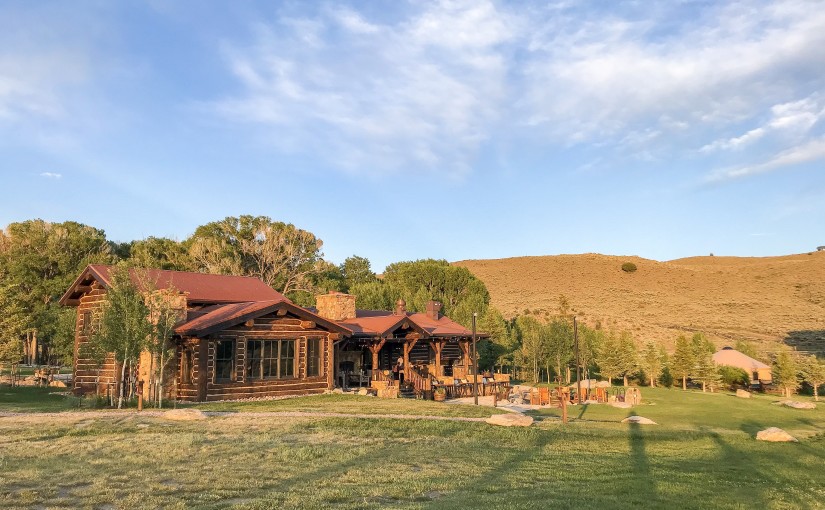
39, 172, 62, 179
701, 95, 824, 153
211, 0, 825, 179
706, 136, 825, 183
521, 1, 825, 147
211, 0, 517, 177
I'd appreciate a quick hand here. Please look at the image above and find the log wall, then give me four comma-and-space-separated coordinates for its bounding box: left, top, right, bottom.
175, 312, 336, 402
73, 281, 118, 395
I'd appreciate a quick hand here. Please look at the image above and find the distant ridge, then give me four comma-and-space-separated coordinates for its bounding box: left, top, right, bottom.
455, 251, 825, 354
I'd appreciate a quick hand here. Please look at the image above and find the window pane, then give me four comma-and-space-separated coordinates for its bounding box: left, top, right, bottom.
307, 338, 321, 378
280, 340, 295, 378
215, 340, 234, 382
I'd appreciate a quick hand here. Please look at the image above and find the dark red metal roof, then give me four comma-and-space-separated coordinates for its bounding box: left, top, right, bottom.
60, 264, 289, 305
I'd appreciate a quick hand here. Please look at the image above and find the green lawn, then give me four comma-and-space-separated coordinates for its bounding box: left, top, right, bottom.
189, 393, 507, 418
0, 386, 823, 509
0, 386, 82, 413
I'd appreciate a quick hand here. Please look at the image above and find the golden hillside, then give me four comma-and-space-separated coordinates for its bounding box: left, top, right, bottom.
455, 251, 825, 354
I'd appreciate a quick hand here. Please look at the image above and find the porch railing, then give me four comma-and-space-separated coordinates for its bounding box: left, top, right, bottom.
407, 366, 432, 397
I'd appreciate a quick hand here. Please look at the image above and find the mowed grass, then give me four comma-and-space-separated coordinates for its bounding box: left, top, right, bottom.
0, 387, 824, 509
0, 386, 81, 413
189, 393, 507, 418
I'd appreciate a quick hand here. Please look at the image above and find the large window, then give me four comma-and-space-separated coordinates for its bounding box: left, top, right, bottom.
214, 340, 235, 383
247, 340, 296, 379
307, 338, 323, 377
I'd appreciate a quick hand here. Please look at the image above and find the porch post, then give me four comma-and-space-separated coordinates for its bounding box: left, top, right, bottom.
430, 340, 444, 377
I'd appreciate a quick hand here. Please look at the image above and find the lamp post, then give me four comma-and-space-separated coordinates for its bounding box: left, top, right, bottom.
472, 312, 478, 406
574, 316, 581, 405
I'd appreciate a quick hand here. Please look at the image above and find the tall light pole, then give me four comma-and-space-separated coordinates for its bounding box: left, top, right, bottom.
472, 312, 478, 406
574, 316, 581, 405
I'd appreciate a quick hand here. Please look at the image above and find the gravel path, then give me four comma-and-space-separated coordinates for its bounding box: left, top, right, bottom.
0, 410, 488, 423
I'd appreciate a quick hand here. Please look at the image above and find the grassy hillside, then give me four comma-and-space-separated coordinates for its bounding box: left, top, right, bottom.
455, 251, 825, 354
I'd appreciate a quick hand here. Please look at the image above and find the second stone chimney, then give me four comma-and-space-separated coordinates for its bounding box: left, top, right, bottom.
426, 300, 442, 320
315, 291, 357, 321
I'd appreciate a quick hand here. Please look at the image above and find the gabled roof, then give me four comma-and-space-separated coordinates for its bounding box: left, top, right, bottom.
336, 309, 482, 339
176, 300, 352, 338
713, 348, 771, 370
60, 264, 289, 306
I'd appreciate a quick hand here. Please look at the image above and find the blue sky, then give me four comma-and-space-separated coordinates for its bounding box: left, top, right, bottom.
2, 1, 824, 271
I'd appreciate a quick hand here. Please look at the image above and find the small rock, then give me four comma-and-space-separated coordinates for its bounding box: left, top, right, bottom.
610, 402, 633, 409
782, 400, 816, 409
486, 413, 534, 427
49, 380, 67, 388
621, 415, 657, 425
357, 388, 370, 396
163, 409, 207, 421
756, 427, 798, 442
332, 388, 345, 394
583, 399, 600, 405
736, 389, 751, 398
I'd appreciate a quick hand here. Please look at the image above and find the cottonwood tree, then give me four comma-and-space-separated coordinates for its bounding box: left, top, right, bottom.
800, 355, 825, 401
89, 264, 153, 408
516, 315, 546, 382
0, 276, 26, 385
129, 237, 195, 271
671, 335, 695, 390
340, 255, 376, 289
0, 219, 111, 365
188, 216, 324, 297
546, 318, 573, 383
773, 348, 801, 398
638, 341, 664, 387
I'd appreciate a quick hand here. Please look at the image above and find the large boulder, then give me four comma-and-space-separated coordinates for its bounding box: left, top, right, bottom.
756, 427, 798, 442
782, 401, 816, 410
486, 413, 534, 427
621, 415, 657, 425
736, 389, 751, 398
163, 409, 208, 421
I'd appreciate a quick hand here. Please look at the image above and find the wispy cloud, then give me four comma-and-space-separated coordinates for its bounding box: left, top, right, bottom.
706, 136, 825, 183
211, 0, 516, 178
39, 172, 62, 179
208, 0, 825, 180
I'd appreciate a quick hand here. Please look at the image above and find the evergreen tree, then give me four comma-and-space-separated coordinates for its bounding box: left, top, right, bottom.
595, 331, 624, 386
638, 341, 664, 387
691, 333, 719, 392
671, 335, 695, 390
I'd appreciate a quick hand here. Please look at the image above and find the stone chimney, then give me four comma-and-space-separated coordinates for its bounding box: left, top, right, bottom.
315, 291, 357, 321
394, 299, 407, 316
426, 300, 442, 320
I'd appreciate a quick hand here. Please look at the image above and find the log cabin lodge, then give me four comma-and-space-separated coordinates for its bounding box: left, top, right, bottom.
60, 265, 493, 402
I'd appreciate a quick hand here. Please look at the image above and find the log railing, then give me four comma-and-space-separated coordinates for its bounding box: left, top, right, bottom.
407, 366, 432, 397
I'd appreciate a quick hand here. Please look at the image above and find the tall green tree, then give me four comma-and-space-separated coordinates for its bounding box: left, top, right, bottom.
617, 331, 638, 386
515, 315, 545, 382
129, 237, 195, 271
144, 286, 185, 408
638, 341, 664, 387
0, 274, 27, 384
382, 259, 490, 328
800, 355, 825, 402
546, 318, 573, 382
691, 333, 719, 392
187, 215, 324, 298
0, 219, 111, 363
671, 335, 695, 390
773, 348, 801, 398
340, 255, 376, 290
595, 331, 624, 386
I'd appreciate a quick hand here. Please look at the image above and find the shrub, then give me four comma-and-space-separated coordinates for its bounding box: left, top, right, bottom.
719, 366, 750, 388
621, 262, 637, 273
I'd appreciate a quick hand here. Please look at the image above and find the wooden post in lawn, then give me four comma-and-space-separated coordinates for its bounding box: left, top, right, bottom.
472, 313, 478, 406
561, 392, 568, 424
